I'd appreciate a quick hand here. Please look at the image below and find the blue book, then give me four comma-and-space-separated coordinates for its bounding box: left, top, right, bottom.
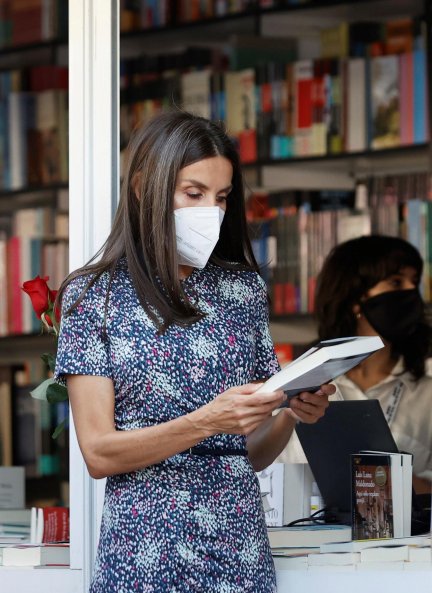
413, 48, 427, 143
30, 238, 43, 332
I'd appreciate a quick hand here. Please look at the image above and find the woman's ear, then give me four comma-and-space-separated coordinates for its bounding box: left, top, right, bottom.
132, 172, 142, 200
353, 302, 361, 319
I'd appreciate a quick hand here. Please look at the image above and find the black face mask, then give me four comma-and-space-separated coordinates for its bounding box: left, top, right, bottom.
360, 289, 424, 344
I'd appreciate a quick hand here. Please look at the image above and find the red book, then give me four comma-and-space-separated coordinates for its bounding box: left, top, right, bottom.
272, 283, 284, 316
274, 343, 294, 367
32, 506, 70, 544
284, 283, 297, 314
29, 65, 69, 92
11, 7, 43, 46
399, 52, 413, 145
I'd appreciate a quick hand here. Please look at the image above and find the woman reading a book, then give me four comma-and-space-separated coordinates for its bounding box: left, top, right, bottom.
53, 111, 332, 593
279, 235, 432, 496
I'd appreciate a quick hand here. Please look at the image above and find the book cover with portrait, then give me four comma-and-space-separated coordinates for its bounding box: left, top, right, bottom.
351, 453, 399, 540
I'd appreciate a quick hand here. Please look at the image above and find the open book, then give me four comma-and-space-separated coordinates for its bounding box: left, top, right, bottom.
256, 336, 384, 404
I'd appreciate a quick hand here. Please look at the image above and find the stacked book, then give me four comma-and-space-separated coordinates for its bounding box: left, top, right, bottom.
273, 535, 431, 571
0, 505, 70, 567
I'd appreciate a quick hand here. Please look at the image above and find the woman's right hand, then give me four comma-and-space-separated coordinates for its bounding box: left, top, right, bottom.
190, 383, 286, 437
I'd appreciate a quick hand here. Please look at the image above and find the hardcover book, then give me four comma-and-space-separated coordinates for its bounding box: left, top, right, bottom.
255, 336, 383, 402
351, 452, 411, 540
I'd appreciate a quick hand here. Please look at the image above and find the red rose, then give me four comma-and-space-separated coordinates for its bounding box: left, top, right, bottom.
22, 276, 51, 318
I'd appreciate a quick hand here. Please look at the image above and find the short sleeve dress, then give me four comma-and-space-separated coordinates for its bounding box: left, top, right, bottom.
55, 260, 280, 593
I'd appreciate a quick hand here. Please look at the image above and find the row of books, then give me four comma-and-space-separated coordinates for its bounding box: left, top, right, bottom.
120, 0, 257, 32
317, 17, 424, 61
0, 368, 69, 482
0, 505, 69, 544
247, 178, 432, 315
0, 66, 68, 191
0, 0, 68, 48
0, 505, 69, 567
273, 536, 431, 571
0, 228, 68, 336
119, 46, 428, 165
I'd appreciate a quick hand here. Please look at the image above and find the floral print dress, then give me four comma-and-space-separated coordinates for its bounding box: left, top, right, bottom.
55, 260, 280, 593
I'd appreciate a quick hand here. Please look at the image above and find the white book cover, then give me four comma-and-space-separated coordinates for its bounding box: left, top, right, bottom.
360, 544, 410, 563
180, 70, 211, 120
2, 543, 70, 567
407, 545, 432, 562
308, 551, 360, 566
356, 560, 405, 571
255, 336, 384, 401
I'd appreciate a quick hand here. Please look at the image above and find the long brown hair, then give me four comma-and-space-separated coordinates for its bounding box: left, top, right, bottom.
59, 110, 258, 331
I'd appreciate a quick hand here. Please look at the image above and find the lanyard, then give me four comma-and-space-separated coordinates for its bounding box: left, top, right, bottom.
384, 379, 404, 426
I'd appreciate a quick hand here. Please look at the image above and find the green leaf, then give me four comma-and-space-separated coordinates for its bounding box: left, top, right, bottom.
52, 419, 67, 440
46, 383, 69, 404
41, 352, 56, 372
30, 378, 55, 401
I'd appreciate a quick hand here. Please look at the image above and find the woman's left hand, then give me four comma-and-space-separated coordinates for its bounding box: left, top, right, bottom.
284, 383, 334, 424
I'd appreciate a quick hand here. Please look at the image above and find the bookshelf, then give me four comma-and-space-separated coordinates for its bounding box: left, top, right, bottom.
117, 0, 432, 357
0, 0, 69, 508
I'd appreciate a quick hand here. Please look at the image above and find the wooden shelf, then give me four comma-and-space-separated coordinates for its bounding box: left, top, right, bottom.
0, 333, 56, 365
243, 143, 430, 169
0, 38, 67, 57
120, 0, 424, 55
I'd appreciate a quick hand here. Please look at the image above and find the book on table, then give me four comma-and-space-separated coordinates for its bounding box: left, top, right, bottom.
360, 544, 412, 563
30, 506, 70, 544
358, 450, 413, 537
351, 451, 412, 540
0, 543, 70, 567
255, 336, 384, 402
0, 508, 31, 543
319, 534, 430, 554
268, 524, 352, 549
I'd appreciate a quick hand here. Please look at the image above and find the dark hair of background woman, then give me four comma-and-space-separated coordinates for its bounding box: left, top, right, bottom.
315, 235, 432, 379
58, 110, 258, 331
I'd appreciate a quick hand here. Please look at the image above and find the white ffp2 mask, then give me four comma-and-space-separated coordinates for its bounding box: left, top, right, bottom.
174, 206, 225, 269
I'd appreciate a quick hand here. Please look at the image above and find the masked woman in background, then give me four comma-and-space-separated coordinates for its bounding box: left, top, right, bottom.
279, 235, 432, 496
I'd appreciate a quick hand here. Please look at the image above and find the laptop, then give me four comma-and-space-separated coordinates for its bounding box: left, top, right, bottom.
295, 400, 400, 525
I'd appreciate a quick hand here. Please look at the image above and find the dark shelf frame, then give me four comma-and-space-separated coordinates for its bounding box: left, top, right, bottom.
120, 0, 419, 40
242, 143, 430, 169
0, 182, 68, 200
0, 38, 67, 58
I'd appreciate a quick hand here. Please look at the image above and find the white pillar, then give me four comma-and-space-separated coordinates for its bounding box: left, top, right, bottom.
68, 0, 119, 589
